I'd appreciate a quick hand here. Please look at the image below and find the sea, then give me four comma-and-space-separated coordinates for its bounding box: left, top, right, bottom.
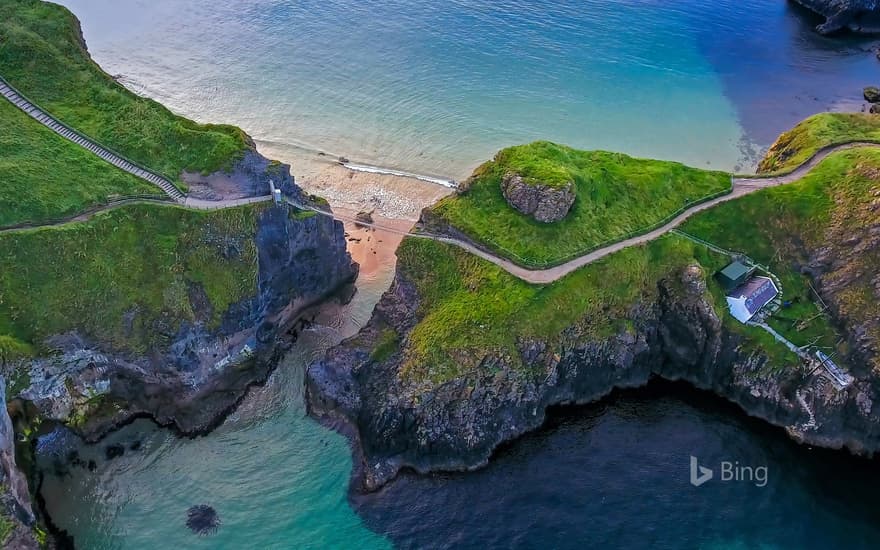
37, 1, 880, 548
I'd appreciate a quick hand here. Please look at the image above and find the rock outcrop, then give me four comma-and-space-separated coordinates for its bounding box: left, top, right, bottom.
500, 173, 575, 223
307, 231, 880, 493
792, 0, 880, 34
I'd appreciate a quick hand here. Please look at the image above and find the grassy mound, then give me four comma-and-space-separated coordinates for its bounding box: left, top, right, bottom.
757, 113, 880, 174
0, 203, 264, 357
0, 99, 160, 227
386, 148, 880, 386
0, 0, 249, 186
429, 142, 731, 267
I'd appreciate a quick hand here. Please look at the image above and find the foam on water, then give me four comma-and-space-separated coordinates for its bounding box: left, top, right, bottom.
343, 163, 457, 188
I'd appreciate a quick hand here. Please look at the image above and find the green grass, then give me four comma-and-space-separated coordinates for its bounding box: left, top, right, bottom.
388, 144, 880, 387
0, 0, 249, 185
370, 328, 400, 363
430, 142, 731, 267
0, 514, 13, 546
683, 148, 880, 357
0, 98, 160, 226
757, 113, 880, 174
393, 234, 790, 385
0, 203, 264, 356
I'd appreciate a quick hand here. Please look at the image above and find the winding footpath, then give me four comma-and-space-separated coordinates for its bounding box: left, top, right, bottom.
2, 74, 878, 283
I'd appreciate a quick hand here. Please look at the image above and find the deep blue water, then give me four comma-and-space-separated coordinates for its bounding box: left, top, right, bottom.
355, 381, 880, 549
35, 1, 880, 548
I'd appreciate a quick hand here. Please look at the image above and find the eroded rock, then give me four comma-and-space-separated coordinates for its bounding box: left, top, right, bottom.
500, 172, 575, 223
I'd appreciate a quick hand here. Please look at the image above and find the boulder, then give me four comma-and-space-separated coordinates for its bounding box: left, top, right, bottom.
500, 172, 575, 223
871, 103, 880, 114
865, 86, 880, 103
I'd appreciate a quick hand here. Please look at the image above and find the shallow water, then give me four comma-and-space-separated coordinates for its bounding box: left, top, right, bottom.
57, 0, 878, 180
36, 1, 880, 548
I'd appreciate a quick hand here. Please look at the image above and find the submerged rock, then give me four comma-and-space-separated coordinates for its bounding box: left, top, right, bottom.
500, 172, 575, 223
104, 444, 125, 460
186, 504, 221, 536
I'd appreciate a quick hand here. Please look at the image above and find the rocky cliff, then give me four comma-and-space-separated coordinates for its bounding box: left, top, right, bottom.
4, 158, 357, 442
792, 0, 880, 34
0, 377, 40, 549
307, 178, 880, 491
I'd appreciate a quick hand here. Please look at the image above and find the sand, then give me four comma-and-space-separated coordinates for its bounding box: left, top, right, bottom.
256, 140, 455, 222
336, 206, 415, 280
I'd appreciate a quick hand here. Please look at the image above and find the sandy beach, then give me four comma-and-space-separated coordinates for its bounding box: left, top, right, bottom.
256, 140, 456, 222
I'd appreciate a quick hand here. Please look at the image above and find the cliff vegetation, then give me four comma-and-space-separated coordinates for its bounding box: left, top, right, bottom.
0, 203, 263, 358
757, 113, 880, 173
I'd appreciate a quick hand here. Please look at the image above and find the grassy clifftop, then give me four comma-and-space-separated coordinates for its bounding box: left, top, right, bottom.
384, 145, 880, 386
393, 235, 730, 385
0, 0, 249, 184
0, 98, 159, 226
0, 203, 264, 359
429, 142, 731, 267
758, 113, 880, 174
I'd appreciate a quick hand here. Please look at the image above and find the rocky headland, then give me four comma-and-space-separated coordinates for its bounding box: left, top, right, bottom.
306, 121, 880, 493
6, 153, 357, 442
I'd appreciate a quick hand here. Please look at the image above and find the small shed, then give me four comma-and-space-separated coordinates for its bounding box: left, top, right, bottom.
716, 261, 755, 292
726, 276, 779, 323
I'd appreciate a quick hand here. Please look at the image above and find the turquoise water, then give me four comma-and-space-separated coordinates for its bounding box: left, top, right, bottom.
37, 1, 880, 548
54, 0, 879, 179
39, 250, 395, 549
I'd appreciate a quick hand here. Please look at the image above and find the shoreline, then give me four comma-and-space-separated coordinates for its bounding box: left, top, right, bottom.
256, 139, 457, 222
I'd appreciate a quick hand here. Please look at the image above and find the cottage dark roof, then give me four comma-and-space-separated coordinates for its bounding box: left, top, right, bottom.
729, 277, 778, 315
719, 261, 752, 283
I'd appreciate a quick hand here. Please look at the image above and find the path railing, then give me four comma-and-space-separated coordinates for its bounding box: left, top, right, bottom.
0, 195, 173, 233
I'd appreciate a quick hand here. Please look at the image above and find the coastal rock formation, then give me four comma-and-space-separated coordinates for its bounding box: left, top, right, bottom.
308, 262, 880, 491
307, 203, 880, 492
500, 172, 575, 223
792, 0, 880, 34
864, 86, 880, 103
6, 160, 357, 441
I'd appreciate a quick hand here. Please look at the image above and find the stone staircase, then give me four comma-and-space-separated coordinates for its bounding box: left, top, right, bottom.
0, 76, 185, 202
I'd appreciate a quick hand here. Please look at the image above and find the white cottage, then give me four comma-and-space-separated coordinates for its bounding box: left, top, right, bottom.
725, 276, 779, 323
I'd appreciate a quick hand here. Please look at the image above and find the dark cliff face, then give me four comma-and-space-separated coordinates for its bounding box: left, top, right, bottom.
307, 262, 880, 492
15, 164, 357, 441
791, 0, 880, 34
